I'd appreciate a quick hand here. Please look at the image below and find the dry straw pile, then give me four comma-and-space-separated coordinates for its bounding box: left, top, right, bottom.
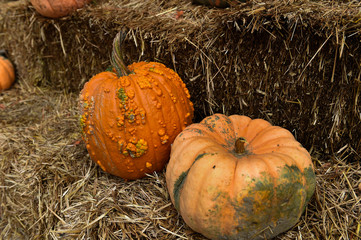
1, 0, 360, 239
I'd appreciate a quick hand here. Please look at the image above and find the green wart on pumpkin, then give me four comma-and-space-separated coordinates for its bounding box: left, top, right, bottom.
78, 32, 194, 180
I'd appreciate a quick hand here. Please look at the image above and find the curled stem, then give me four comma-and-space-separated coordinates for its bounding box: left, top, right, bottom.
111, 32, 132, 77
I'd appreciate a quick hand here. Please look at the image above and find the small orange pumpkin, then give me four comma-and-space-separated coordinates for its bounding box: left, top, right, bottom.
166, 114, 316, 239
79, 33, 194, 180
30, 0, 91, 18
0, 54, 15, 91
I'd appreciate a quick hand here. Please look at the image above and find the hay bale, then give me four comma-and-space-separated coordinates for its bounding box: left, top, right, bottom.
0, 85, 360, 239
1, 1, 361, 239
1, 1, 360, 156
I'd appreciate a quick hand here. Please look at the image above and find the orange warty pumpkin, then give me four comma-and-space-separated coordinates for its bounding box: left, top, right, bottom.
79, 33, 194, 180
0, 55, 15, 91
30, 0, 91, 18
166, 114, 316, 240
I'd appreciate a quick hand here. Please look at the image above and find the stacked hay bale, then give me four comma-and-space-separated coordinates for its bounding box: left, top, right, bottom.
1, 0, 360, 158
1, 1, 361, 239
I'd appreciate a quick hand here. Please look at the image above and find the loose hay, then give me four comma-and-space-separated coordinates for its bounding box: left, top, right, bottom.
1, 0, 361, 239
0, 83, 360, 239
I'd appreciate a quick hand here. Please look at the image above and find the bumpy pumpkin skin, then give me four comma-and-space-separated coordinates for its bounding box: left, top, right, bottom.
0, 56, 15, 91
30, 0, 91, 18
166, 114, 316, 240
79, 62, 194, 180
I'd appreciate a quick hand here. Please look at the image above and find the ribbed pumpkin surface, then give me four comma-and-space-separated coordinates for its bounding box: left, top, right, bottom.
166, 114, 316, 240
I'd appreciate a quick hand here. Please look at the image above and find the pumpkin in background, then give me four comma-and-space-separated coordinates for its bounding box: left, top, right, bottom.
0, 54, 15, 91
79, 32, 194, 180
166, 114, 316, 240
30, 0, 91, 18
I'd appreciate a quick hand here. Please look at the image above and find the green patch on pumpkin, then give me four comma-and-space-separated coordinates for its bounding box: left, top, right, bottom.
202, 117, 216, 132
117, 88, 128, 105
303, 165, 317, 206
184, 127, 204, 136
173, 170, 189, 211
173, 152, 216, 211
209, 164, 316, 240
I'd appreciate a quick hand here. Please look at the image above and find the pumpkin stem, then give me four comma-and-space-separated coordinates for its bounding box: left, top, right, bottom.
111, 32, 132, 77
235, 137, 247, 154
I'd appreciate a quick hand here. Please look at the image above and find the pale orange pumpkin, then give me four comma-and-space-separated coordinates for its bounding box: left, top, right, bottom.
166, 114, 316, 240
30, 0, 91, 18
0, 55, 15, 91
79, 33, 194, 180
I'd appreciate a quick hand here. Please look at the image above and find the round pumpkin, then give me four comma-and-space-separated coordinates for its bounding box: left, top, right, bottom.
30, 0, 91, 18
166, 114, 316, 240
0, 55, 15, 91
79, 33, 194, 180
